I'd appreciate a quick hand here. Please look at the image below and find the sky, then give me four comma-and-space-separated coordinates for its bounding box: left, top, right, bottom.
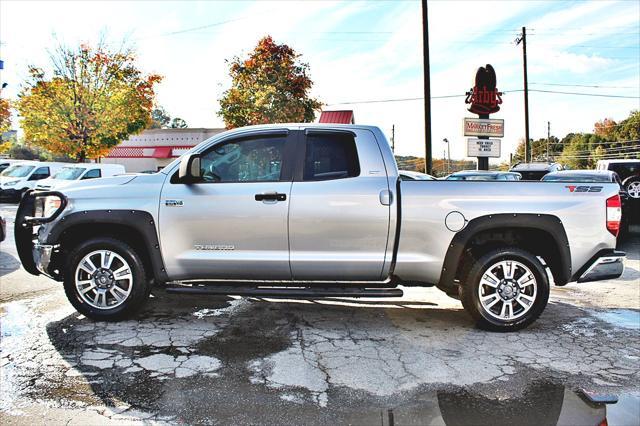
1, 0, 639, 163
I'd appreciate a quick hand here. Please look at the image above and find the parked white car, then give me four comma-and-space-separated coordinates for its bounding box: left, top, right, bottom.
35, 164, 126, 191
0, 161, 66, 201
0, 159, 25, 174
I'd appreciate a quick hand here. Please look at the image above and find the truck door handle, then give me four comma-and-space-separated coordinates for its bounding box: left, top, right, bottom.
379, 190, 393, 206
255, 192, 287, 202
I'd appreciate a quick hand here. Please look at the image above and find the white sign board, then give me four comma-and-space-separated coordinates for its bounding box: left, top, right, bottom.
463, 118, 504, 138
467, 138, 501, 158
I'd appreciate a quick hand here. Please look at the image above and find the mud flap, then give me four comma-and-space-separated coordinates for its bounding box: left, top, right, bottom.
14, 191, 40, 275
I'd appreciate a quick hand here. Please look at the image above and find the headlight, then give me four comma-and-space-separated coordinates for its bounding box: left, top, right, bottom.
34, 195, 64, 218
3, 180, 18, 187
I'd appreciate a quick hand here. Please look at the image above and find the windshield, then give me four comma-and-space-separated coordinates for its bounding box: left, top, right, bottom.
1, 165, 35, 178
543, 174, 610, 183
53, 167, 86, 180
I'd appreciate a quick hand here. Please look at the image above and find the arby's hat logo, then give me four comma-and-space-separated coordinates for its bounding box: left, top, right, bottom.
465, 64, 503, 115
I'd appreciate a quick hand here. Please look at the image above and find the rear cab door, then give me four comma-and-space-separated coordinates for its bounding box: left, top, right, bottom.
288, 128, 392, 281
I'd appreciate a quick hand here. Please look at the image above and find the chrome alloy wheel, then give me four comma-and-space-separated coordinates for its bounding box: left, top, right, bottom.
477, 260, 538, 321
75, 250, 133, 310
627, 181, 640, 199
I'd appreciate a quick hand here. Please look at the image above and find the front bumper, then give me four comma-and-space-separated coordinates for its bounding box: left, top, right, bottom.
577, 250, 625, 283
33, 243, 57, 277
0, 188, 21, 199
14, 190, 67, 279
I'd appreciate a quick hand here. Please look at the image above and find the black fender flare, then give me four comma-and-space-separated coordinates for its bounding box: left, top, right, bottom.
44, 210, 168, 282
438, 213, 571, 293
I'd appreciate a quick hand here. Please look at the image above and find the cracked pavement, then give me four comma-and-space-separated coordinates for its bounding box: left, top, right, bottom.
1, 204, 639, 424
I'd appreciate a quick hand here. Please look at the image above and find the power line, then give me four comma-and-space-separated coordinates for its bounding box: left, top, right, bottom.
505, 89, 639, 99
560, 152, 640, 159
530, 82, 639, 89
327, 88, 639, 105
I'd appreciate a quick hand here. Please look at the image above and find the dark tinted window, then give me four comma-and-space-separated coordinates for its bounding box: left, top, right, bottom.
83, 169, 102, 179
609, 163, 640, 180
199, 136, 286, 183
519, 171, 548, 181
303, 133, 359, 181
29, 167, 50, 180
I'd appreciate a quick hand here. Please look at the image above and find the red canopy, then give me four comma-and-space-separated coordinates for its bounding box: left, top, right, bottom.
152, 147, 173, 158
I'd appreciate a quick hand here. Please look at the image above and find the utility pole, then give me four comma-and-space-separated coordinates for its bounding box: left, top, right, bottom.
516, 27, 530, 163
421, 0, 433, 174
391, 124, 395, 153
547, 121, 550, 161
443, 138, 450, 174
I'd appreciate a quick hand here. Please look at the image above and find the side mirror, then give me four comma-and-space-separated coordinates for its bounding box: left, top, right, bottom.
178, 153, 202, 182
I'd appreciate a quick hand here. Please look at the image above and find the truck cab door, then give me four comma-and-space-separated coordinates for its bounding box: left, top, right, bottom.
159, 130, 296, 280
288, 129, 391, 281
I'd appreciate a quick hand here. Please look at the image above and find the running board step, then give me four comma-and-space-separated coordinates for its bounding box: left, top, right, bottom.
165, 285, 404, 298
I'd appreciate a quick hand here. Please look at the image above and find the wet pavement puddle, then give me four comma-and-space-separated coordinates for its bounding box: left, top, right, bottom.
1, 289, 639, 424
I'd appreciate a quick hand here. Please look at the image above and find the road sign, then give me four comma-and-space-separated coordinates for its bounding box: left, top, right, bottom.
463, 118, 504, 138
467, 138, 501, 158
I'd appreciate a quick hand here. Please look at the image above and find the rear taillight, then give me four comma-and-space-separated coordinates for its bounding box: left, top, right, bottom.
606, 195, 622, 237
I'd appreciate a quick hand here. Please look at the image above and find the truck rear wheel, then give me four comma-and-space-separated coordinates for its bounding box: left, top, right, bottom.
459, 247, 549, 332
63, 237, 150, 321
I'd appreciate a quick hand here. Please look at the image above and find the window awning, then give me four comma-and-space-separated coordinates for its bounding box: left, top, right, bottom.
152, 147, 173, 158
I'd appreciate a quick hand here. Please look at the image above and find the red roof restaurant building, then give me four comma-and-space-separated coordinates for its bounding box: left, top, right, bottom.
318, 110, 355, 124
102, 128, 224, 172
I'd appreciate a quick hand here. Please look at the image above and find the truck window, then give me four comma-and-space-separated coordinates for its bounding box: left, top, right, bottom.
82, 169, 102, 179
303, 133, 359, 181
199, 136, 286, 183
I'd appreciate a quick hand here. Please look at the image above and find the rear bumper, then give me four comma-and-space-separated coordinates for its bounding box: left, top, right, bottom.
576, 250, 625, 283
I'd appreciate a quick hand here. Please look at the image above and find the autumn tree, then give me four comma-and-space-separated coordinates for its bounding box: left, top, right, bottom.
594, 117, 617, 140
16, 42, 162, 161
0, 97, 11, 153
218, 35, 322, 128
0, 97, 10, 133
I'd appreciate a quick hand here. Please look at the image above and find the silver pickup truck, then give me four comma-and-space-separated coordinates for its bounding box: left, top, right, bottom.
15, 124, 625, 331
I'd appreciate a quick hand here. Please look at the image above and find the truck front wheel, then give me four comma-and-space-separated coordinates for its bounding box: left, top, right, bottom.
459, 247, 549, 332
63, 237, 151, 321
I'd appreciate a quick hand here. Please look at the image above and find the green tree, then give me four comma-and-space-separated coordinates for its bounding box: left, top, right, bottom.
170, 117, 188, 128
150, 107, 171, 129
16, 41, 162, 161
218, 35, 322, 128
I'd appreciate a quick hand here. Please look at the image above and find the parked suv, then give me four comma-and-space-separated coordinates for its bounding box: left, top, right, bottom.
509, 162, 563, 180
597, 159, 640, 199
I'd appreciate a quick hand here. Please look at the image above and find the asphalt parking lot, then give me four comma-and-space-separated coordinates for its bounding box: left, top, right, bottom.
1, 203, 639, 425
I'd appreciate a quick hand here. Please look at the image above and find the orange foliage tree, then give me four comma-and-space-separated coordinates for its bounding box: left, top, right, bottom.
16, 42, 162, 161
218, 36, 321, 128
0, 97, 10, 133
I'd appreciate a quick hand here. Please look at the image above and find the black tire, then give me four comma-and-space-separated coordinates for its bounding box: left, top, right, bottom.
63, 237, 150, 321
459, 247, 549, 332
